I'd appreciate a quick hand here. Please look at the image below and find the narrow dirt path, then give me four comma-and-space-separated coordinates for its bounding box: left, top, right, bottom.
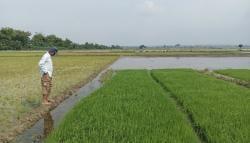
200, 71, 250, 88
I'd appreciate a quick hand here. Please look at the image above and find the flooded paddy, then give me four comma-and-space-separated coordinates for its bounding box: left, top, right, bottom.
111, 57, 250, 70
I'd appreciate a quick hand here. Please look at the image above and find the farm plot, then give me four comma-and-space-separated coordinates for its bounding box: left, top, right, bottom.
152, 69, 250, 143
215, 69, 250, 82
46, 70, 199, 143
0, 54, 117, 133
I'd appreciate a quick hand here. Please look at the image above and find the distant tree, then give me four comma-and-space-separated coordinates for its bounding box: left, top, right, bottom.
63, 38, 73, 48
238, 44, 243, 51
13, 30, 31, 47
71, 43, 78, 49
46, 35, 64, 47
0, 27, 31, 50
0, 27, 14, 40
110, 45, 120, 49
85, 42, 89, 49
112, 45, 121, 49
0, 27, 122, 50
175, 44, 181, 47
31, 33, 47, 47
9, 40, 22, 50
139, 45, 146, 49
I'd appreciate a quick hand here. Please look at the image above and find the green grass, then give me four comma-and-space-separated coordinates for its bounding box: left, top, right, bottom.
215, 69, 250, 81
152, 69, 250, 143
0, 53, 117, 133
46, 70, 199, 143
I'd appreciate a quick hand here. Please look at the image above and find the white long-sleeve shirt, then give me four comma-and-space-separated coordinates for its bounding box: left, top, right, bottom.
39, 52, 53, 77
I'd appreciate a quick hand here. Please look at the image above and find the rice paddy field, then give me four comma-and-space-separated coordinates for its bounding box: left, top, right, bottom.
1, 51, 250, 143
46, 70, 199, 143
215, 69, 250, 81
0, 52, 118, 133
152, 70, 250, 143
46, 69, 250, 143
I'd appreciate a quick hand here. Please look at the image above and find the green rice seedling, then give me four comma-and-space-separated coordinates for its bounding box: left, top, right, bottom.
46, 70, 199, 143
152, 69, 250, 143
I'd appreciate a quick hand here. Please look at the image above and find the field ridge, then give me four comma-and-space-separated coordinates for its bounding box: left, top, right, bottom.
150, 71, 208, 143
202, 71, 250, 88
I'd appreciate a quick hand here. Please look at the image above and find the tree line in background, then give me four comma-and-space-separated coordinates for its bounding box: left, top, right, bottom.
0, 27, 121, 50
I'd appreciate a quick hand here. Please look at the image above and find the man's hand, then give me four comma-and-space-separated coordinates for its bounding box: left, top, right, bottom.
43, 72, 49, 78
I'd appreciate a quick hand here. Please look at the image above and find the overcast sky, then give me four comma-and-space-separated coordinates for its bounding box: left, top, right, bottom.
0, 0, 249, 46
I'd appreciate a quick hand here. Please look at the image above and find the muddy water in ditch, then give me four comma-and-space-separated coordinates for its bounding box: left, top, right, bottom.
14, 56, 250, 143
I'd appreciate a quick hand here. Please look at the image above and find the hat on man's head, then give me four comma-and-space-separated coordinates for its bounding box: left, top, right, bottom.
48, 47, 58, 53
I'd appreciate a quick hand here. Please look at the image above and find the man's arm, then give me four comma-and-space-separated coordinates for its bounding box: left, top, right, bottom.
39, 54, 48, 74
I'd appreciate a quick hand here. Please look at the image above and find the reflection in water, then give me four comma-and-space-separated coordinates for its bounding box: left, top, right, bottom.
43, 112, 54, 138
15, 112, 54, 143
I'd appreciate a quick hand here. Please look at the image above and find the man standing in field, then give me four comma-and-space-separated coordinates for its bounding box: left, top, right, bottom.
39, 48, 58, 105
